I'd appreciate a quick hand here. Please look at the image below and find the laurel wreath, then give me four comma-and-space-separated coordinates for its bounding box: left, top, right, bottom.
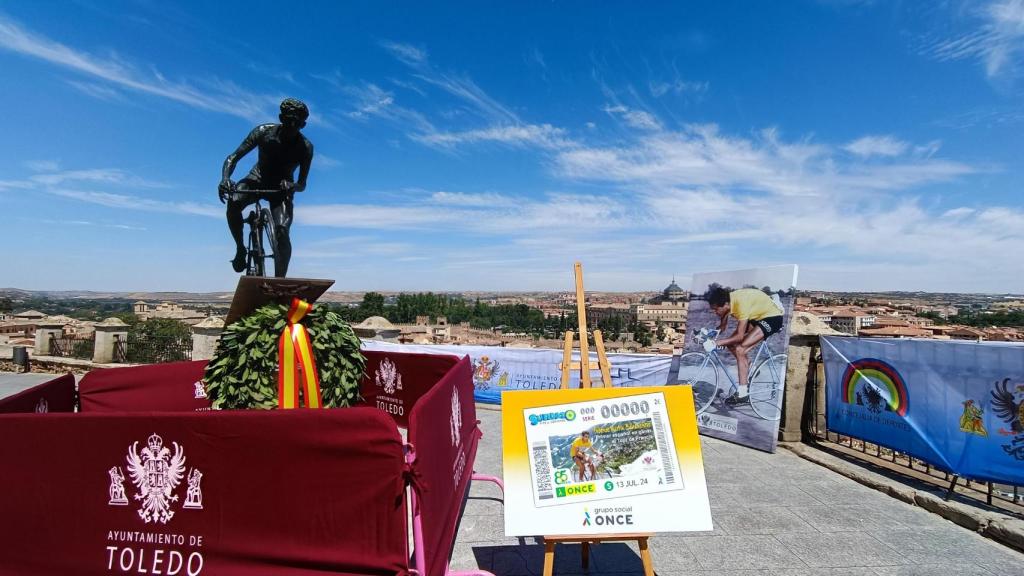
203, 303, 365, 409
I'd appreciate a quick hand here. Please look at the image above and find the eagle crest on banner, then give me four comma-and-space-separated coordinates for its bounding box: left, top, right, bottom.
473, 356, 500, 390
991, 378, 1024, 461
376, 358, 403, 395
450, 387, 462, 447
126, 433, 187, 524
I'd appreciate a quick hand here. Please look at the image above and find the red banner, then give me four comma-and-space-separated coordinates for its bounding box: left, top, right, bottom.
359, 350, 460, 428
0, 373, 75, 414
407, 356, 481, 576
79, 361, 212, 413
0, 409, 408, 576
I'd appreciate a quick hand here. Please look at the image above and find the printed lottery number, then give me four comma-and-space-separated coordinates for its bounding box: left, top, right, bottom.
600, 400, 650, 419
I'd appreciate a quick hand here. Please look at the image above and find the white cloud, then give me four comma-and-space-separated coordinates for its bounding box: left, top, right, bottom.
29, 168, 169, 188
66, 79, 125, 102
315, 73, 438, 136
24, 160, 59, 172
346, 83, 395, 119
0, 179, 33, 191
379, 41, 428, 66
923, 0, 1024, 79
315, 154, 341, 169
602, 105, 662, 131
413, 123, 570, 149
26, 217, 147, 231
0, 14, 282, 121
555, 125, 971, 197
381, 37, 561, 148
49, 189, 221, 218
648, 79, 709, 98
843, 135, 909, 157
382, 39, 516, 124
429, 191, 516, 207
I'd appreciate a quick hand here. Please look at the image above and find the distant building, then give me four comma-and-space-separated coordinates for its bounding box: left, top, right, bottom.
352, 316, 401, 341
631, 279, 688, 329
134, 301, 206, 325
13, 310, 45, 321
588, 303, 631, 324
948, 327, 985, 342
649, 279, 688, 304
830, 311, 876, 335
858, 325, 934, 339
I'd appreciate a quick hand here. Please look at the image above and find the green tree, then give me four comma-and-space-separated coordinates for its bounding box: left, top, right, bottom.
127, 318, 192, 363
360, 292, 385, 318
631, 321, 653, 347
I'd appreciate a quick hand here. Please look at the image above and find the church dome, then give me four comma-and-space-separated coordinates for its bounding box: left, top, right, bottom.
663, 279, 686, 300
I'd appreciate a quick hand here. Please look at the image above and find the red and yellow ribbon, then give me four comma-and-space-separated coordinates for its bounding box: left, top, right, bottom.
277, 298, 323, 409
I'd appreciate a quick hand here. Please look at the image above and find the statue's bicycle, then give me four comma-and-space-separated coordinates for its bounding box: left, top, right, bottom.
674, 328, 787, 421
236, 189, 287, 277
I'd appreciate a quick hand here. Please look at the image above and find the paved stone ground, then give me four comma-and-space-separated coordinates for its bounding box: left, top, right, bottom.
456, 408, 1024, 576
0, 372, 61, 398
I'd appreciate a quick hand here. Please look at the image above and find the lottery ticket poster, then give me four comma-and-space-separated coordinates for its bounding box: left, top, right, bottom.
502, 386, 712, 536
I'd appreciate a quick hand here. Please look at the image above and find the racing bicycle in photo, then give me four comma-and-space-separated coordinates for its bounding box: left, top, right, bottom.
673, 327, 787, 421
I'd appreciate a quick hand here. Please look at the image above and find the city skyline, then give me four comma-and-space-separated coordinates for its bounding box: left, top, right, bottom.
2, 2, 1022, 293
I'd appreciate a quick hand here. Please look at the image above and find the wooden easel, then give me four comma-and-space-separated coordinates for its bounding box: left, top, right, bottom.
548, 264, 656, 576
559, 262, 612, 389
542, 533, 654, 576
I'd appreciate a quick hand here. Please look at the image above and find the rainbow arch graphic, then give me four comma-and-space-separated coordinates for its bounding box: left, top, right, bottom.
841, 358, 909, 416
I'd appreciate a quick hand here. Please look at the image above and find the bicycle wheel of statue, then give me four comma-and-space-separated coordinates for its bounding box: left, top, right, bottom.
667, 265, 798, 452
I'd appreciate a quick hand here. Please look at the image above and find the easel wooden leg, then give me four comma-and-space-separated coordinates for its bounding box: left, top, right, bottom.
638, 537, 653, 576
543, 540, 555, 576
581, 541, 590, 572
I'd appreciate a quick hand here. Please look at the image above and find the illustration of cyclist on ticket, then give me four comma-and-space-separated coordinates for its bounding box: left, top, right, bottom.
706, 287, 785, 406
571, 431, 601, 482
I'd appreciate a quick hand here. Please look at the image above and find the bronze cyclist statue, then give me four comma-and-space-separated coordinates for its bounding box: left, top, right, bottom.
219, 98, 313, 277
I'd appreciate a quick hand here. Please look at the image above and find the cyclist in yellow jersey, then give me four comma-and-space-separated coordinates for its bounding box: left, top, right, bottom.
570, 431, 596, 481
707, 287, 785, 406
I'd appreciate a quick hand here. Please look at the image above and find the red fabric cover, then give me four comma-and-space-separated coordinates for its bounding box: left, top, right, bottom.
359, 350, 459, 428
0, 373, 75, 413
0, 408, 408, 576
79, 361, 212, 413
408, 356, 481, 576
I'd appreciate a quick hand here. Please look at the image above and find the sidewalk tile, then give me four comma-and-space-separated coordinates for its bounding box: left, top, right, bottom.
682, 535, 807, 570
773, 532, 908, 568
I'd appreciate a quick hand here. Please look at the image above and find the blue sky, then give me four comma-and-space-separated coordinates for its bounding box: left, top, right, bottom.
1, 1, 1022, 293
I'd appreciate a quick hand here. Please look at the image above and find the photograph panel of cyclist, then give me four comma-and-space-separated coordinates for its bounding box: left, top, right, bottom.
707, 286, 785, 406
669, 265, 798, 453
219, 98, 314, 277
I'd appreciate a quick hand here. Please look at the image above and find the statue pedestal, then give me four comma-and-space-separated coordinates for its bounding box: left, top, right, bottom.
225, 276, 335, 325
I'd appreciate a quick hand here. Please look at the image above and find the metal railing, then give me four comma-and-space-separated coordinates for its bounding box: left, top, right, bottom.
49, 334, 94, 360
113, 333, 191, 364
806, 348, 1023, 518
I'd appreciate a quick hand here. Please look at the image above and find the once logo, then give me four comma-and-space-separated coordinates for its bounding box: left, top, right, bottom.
556, 483, 595, 498
593, 513, 634, 527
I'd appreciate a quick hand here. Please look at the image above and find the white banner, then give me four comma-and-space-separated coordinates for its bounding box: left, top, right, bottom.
360, 340, 673, 404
